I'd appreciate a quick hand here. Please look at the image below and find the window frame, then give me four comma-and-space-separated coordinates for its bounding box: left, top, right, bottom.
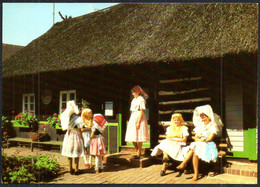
22, 93, 35, 113
59, 90, 76, 113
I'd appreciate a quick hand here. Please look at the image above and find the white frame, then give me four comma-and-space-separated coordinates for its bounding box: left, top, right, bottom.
59, 90, 76, 113
22, 93, 35, 113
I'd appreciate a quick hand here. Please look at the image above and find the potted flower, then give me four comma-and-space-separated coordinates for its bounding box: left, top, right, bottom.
46, 113, 61, 129
44, 112, 64, 141
15, 110, 38, 130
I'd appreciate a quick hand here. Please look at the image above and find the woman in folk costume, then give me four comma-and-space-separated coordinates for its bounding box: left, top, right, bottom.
151, 113, 189, 176
125, 85, 149, 159
60, 100, 85, 175
90, 113, 107, 173
81, 108, 94, 169
177, 104, 224, 181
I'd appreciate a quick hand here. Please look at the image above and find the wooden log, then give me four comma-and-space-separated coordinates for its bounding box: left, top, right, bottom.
158, 88, 209, 96
159, 77, 202, 84
158, 80, 202, 91
159, 97, 211, 105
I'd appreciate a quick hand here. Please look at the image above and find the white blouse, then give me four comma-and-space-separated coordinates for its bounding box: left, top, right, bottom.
130, 96, 146, 112
193, 122, 217, 138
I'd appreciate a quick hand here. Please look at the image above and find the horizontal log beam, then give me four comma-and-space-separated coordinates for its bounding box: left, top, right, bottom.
159, 97, 211, 105
159, 77, 202, 84
159, 88, 209, 96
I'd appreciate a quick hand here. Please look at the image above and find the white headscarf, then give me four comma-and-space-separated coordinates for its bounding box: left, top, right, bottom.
60, 100, 79, 130
192, 104, 224, 136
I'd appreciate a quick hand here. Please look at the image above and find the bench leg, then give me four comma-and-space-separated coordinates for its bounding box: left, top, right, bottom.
31, 143, 33, 152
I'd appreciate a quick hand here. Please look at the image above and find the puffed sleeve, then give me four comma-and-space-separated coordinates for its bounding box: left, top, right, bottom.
75, 117, 83, 128
138, 96, 146, 110
193, 125, 201, 135
209, 123, 217, 135
182, 126, 189, 137
165, 126, 170, 136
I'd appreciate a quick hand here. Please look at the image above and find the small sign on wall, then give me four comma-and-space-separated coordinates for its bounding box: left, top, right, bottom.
105, 101, 113, 116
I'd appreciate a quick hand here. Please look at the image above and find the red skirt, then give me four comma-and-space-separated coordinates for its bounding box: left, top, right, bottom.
90, 135, 106, 156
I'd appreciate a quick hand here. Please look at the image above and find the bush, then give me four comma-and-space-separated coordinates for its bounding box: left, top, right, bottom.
1, 116, 14, 143
1, 153, 60, 184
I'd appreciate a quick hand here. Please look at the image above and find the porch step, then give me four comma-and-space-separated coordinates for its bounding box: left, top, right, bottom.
223, 159, 257, 177
120, 146, 151, 155
104, 153, 159, 168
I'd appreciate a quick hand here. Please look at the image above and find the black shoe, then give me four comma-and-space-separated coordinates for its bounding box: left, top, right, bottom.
99, 168, 103, 173
74, 170, 81, 175
160, 170, 166, 176
70, 169, 75, 175
133, 155, 141, 159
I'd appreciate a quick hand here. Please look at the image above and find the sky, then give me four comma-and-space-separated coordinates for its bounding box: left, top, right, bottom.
3, 3, 119, 46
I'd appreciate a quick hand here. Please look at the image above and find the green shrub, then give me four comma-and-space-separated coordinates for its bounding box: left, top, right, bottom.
1, 153, 60, 184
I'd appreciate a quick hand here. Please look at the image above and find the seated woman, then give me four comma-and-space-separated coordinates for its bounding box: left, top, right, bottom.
176, 104, 223, 181
151, 113, 189, 176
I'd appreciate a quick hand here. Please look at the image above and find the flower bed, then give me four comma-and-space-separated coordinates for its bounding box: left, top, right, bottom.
1, 153, 61, 184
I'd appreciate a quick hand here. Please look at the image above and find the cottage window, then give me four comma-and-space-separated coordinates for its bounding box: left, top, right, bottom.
105, 101, 114, 116
22, 93, 35, 113
59, 90, 76, 113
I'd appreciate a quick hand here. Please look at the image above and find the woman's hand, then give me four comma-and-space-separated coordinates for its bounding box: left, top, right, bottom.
136, 121, 141, 129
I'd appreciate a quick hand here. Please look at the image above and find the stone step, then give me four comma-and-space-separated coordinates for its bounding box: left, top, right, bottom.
104, 153, 159, 168
120, 146, 151, 155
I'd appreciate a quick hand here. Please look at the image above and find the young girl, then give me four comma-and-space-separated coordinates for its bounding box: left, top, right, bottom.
81, 108, 93, 169
60, 100, 84, 175
125, 85, 149, 158
90, 113, 107, 173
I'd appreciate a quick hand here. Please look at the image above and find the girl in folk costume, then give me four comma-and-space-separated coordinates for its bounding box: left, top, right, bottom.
90, 114, 107, 173
177, 104, 224, 181
60, 100, 85, 175
125, 86, 149, 159
151, 113, 189, 176
81, 108, 94, 169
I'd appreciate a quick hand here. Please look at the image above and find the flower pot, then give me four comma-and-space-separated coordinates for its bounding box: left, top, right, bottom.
30, 131, 50, 142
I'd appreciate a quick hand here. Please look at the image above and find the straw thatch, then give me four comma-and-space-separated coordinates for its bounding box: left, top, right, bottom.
2, 3, 258, 78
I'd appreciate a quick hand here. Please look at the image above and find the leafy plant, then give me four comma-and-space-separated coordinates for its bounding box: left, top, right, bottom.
1, 116, 13, 142
46, 113, 61, 129
15, 110, 37, 127
1, 153, 61, 184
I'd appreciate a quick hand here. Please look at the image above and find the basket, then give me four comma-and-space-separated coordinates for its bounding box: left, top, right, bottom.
30, 131, 49, 142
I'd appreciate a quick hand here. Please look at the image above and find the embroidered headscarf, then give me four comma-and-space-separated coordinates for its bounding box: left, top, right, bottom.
131, 85, 149, 100
60, 100, 79, 130
93, 114, 107, 133
168, 113, 185, 138
81, 108, 92, 127
193, 104, 223, 135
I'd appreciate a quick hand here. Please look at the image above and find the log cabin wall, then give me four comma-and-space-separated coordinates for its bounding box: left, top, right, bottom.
157, 59, 222, 123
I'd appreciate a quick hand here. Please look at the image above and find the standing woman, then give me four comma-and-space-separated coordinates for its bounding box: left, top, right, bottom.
60, 100, 85, 175
125, 86, 149, 158
176, 104, 223, 181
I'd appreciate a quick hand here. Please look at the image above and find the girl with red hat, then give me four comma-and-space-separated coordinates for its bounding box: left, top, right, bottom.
90, 113, 107, 173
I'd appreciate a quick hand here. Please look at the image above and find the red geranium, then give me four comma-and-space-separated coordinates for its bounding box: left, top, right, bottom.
41, 124, 46, 129
53, 113, 57, 116
3, 132, 7, 136
62, 108, 66, 112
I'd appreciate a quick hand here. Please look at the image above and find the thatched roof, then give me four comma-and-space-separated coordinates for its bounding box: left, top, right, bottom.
3, 3, 258, 78
2, 44, 23, 61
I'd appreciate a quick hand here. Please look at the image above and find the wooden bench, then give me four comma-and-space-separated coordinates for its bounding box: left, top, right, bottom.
158, 121, 230, 175
7, 137, 63, 153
